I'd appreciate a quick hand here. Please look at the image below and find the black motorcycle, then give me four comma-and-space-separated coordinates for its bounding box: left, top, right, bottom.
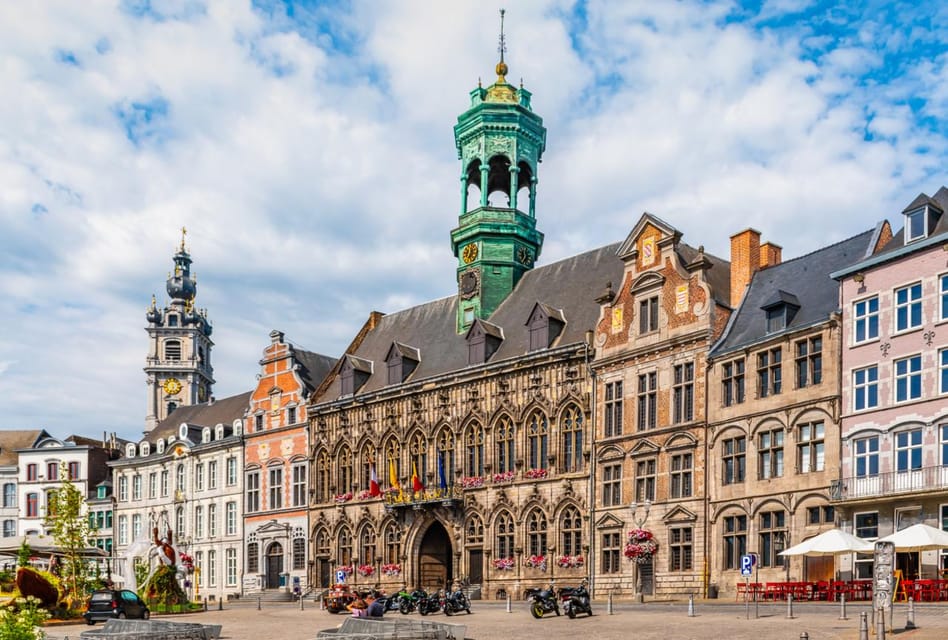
560, 579, 592, 618
398, 589, 427, 615
442, 588, 472, 615
417, 590, 443, 616
528, 581, 560, 618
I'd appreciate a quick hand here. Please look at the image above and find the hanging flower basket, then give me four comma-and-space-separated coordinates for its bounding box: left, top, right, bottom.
556, 554, 584, 568
381, 563, 401, 577
357, 564, 375, 577
492, 557, 515, 571
524, 554, 547, 570
624, 529, 658, 565
179, 553, 195, 574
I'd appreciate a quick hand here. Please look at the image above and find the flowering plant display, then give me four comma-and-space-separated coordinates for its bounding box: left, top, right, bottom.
491, 557, 515, 571
381, 563, 401, 577
333, 492, 353, 504
460, 476, 485, 489
357, 564, 375, 577
624, 528, 658, 564
337, 565, 354, 577
524, 468, 548, 480
523, 554, 547, 570
179, 552, 195, 574
356, 490, 376, 501
556, 554, 585, 568
383, 486, 399, 495
491, 471, 516, 483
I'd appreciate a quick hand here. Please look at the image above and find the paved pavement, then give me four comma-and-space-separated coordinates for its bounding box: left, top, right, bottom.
48, 598, 948, 640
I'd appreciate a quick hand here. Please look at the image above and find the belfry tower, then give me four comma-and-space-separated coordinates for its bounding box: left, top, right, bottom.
144, 228, 215, 432
451, 10, 547, 333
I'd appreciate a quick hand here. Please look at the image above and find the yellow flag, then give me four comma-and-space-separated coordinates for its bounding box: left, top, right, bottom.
388, 458, 399, 488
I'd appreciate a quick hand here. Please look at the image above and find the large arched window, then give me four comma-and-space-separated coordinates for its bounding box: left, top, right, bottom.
360, 526, 377, 565
337, 447, 353, 495
176, 464, 186, 492
409, 432, 427, 480
384, 523, 402, 564
436, 429, 455, 487
337, 527, 353, 566
384, 439, 401, 489
314, 529, 330, 557
247, 533, 259, 573
526, 410, 549, 471
495, 512, 515, 559
360, 444, 377, 493
464, 422, 485, 477
560, 506, 582, 557
560, 404, 584, 472
527, 508, 548, 557
315, 450, 330, 503
495, 415, 515, 474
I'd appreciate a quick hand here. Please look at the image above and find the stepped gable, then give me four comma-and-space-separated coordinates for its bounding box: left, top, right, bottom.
147, 391, 252, 441
0, 430, 48, 465
712, 228, 876, 356
315, 242, 624, 400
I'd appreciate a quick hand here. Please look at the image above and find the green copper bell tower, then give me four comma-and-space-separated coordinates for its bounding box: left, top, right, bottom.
451, 9, 546, 333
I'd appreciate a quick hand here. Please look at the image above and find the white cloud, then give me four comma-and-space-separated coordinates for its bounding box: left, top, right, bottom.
0, 1, 945, 441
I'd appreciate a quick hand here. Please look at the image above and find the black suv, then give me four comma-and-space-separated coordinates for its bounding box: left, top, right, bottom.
84, 589, 151, 624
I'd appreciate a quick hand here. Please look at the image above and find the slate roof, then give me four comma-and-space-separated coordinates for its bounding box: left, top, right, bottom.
711, 228, 877, 357
677, 242, 731, 307
293, 349, 337, 394
875, 186, 948, 256
314, 243, 625, 401
146, 391, 252, 441
0, 430, 48, 466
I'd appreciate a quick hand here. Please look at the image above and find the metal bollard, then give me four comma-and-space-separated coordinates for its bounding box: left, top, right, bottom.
505, 594, 511, 613
905, 596, 915, 630
786, 592, 794, 619
838, 592, 847, 620
607, 592, 613, 615
300, 594, 305, 611
687, 593, 695, 617
257, 596, 261, 611
218, 597, 222, 611
876, 607, 886, 640
320, 595, 325, 610
858, 611, 869, 640
800, 633, 809, 640
203, 597, 208, 612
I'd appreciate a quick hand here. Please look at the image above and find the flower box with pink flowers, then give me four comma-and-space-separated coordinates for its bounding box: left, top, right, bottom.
523, 468, 548, 480
492, 557, 515, 571
381, 563, 401, 577
556, 554, 584, 568
523, 554, 548, 570
357, 564, 375, 577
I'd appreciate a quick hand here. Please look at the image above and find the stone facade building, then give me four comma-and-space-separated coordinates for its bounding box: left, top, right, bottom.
590, 214, 731, 598
706, 225, 887, 595
832, 187, 948, 581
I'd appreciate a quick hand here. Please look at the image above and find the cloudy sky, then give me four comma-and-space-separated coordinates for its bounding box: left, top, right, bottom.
2, 0, 946, 443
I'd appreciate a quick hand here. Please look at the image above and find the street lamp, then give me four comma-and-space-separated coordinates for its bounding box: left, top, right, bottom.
629, 500, 651, 603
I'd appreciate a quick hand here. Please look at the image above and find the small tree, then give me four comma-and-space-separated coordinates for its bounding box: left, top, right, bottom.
43, 464, 94, 607
16, 541, 31, 569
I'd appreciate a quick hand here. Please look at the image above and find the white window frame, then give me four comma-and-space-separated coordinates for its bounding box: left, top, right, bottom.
118, 515, 128, 545
118, 476, 128, 502
132, 475, 141, 501
226, 548, 237, 586
226, 501, 237, 536
227, 457, 237, 486
854, 435, 879, 477
905, 208, 927, 242
853, 295, 879, 344
894, 282, 923, 333
940, 348, 948, 396
195, 506, 204, 538
131, 513, 142, 541
196, 463, 205, 492
894, 354, 922, 403
853, 365, 879, 411
208, 503, 217, 538
895, 429, 923, 473
148, 473, 156, 499
207, 550, 217, 587
208, 460, 218, 490
940, 274, 948, 322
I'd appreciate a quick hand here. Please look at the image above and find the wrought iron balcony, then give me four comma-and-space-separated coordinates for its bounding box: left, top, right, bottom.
832, 465, 948, 501
383, 485, 463, 510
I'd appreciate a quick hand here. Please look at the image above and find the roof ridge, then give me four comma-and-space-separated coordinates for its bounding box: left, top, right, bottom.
765, 227, 875, 267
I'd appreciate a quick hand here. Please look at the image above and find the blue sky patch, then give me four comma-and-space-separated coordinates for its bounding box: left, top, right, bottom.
55, 49, 80, 66
112, 95, 172, 147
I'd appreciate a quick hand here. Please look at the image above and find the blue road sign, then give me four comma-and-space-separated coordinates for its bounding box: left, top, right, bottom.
740, 554, 755, 576
336, 570, 347, 583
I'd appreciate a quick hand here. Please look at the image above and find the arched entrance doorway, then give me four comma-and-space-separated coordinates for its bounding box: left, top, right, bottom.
265, 542, 284, 589
418, 520, 452, 592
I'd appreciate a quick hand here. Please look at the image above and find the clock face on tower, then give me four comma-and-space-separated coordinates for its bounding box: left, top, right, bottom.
163, 378, 182, 395
517, 246, 533, 266
462, 243, 479, 264
459, 269, 480, 298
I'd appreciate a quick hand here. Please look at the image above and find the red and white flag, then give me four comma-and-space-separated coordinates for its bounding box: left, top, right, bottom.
369, 462, 381, 497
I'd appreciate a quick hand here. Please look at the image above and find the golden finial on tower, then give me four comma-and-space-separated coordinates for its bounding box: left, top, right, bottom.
179, 226, 187, 251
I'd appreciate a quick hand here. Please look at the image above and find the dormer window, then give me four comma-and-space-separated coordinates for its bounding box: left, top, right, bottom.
340, 355, 373, 396
526, 303, 565, 352
202, 427, 211, 444
157, 439, 165, 454
125, 443, 136, 458
760, 290, 800, 334
140, 442, 150, 456
466, 319, 504, 365
905, 208, 927, 242
216, 425, 225, 440
385, 343, 420, 385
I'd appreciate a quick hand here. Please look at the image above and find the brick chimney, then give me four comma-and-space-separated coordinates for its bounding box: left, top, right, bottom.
730, 228, 761, 308
760, 242, 782, 269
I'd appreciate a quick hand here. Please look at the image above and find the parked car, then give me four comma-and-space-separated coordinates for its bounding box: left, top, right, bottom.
83, 589, 151, 625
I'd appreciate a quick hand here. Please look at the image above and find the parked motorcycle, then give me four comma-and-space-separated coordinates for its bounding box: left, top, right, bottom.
560, 579, 592, 618
442, 588, 472, 615
528, 581, 560, 618
398, 589, 427, 615
417, 590, 443, 616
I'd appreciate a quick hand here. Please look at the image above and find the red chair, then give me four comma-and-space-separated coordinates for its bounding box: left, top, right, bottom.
915, 579, 937, 602
899, 580, 914, 602
813, 581, 830, 601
